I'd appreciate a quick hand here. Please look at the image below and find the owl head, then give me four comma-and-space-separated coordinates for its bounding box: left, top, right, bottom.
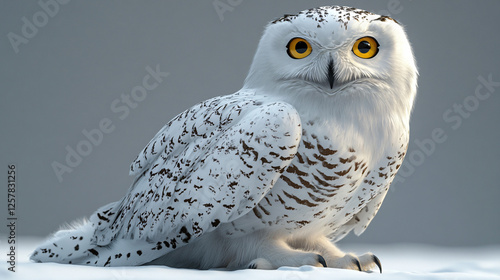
244, 6, 418, 120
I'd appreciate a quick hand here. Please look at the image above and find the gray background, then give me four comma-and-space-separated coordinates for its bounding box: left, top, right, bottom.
1, 0, 499, 247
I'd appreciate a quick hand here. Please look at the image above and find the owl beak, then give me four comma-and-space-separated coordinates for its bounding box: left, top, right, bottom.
327, 60, 335, 89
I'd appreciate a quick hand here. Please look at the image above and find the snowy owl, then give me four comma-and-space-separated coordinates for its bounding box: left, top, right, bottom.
32, 6, 417, 272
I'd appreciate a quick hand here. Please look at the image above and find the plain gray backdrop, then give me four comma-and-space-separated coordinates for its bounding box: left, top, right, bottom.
1, 0, 499, 247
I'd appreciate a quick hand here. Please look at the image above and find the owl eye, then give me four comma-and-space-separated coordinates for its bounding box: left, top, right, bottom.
352, 37, 379, 59
286, 38, 312, 59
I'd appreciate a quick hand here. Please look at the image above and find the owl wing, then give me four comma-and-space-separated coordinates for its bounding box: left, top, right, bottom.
91, 93, 302, 248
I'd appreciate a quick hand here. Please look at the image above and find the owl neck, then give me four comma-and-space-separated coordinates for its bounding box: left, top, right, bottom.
244, 81, 413, 160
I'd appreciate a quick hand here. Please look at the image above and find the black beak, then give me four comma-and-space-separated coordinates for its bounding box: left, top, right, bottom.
327, 59, 335, 89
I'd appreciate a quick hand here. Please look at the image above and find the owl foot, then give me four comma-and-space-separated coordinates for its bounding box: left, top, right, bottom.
247, 254, 327, 269
358, 253, 382, 273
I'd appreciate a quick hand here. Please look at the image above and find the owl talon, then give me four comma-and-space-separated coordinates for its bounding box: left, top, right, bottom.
373, 255, 382, 273
353, 257, 362, 271
317, 254, 327, 267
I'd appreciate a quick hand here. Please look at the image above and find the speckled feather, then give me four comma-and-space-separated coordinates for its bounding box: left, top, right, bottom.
97, 93, 302, 248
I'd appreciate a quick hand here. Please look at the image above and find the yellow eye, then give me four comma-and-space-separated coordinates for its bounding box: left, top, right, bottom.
286, 38, 312, 59
352, 37, 379, 59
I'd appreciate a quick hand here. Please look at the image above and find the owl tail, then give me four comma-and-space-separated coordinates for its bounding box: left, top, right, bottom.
30, 219, 97, 264
30, 201, 174, 266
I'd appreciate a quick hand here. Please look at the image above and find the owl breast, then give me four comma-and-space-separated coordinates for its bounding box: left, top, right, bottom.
222, 119, 407, 238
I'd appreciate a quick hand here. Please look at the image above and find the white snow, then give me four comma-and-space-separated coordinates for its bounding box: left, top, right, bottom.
3, 237, 500, 280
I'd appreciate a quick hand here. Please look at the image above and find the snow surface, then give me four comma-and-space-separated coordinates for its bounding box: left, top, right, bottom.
2, 237, 500, 280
